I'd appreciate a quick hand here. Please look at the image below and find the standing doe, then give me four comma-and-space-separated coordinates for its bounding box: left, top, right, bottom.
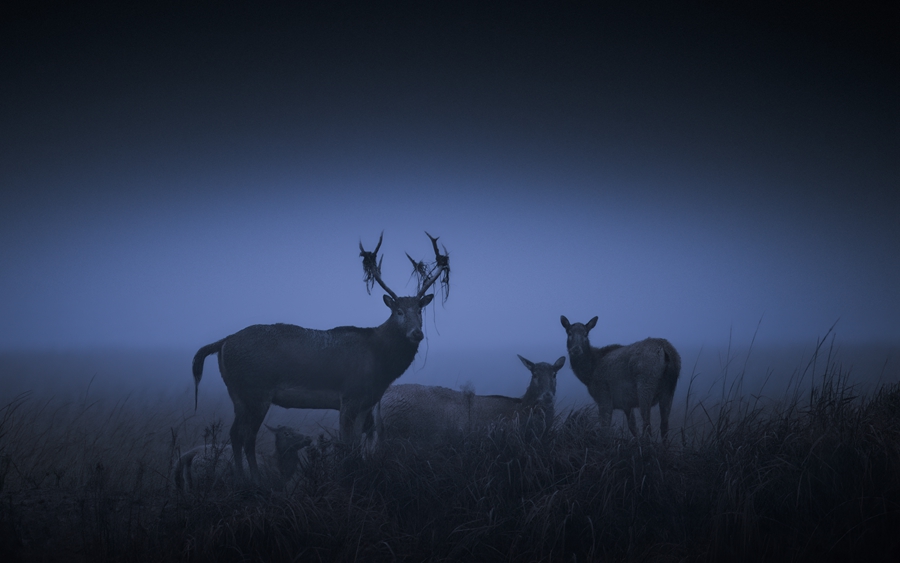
192, 232, 450, 481
373, 355, 565, 442
561, 315, 680, 438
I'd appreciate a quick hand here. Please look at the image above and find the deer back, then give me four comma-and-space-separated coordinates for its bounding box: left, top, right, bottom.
376, 384, 471, 441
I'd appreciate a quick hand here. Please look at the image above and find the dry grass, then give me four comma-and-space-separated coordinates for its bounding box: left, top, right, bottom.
1, 344, 899, 562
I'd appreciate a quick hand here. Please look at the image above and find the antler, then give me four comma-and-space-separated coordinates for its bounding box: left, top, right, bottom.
410, 231, 450, 301
359, 232, 398, 300
362, 231, 450, 302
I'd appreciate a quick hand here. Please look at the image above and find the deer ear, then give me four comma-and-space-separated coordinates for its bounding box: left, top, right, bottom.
419, 293, 434, 308
586, 316, 598, 331
517, 354, 534, 370
383, 294, 395, 309
560, 315, 570, 329
553, 356, 566, 371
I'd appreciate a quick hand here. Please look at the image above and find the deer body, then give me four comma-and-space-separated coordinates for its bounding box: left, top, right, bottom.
192, 233, 449, 481
374, 355, 565, 441
561, 316, 680, 438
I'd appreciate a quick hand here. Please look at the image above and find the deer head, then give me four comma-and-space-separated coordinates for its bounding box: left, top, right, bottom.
360, 232, 450, 343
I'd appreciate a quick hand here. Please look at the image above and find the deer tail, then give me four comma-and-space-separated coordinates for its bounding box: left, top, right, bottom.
660, 342, 682, 397
192, 340, 224, 411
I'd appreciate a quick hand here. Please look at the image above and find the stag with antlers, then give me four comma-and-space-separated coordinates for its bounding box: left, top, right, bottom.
192, 232, 450, 481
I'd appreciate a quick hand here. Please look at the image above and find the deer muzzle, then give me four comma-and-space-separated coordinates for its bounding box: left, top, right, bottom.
538, 392, 554, 407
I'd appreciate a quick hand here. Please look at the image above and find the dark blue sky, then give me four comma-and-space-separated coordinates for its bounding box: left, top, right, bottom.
1, 3, 897, 360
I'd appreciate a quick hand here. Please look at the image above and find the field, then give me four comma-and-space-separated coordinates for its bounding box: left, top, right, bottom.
1, 339, 899, 562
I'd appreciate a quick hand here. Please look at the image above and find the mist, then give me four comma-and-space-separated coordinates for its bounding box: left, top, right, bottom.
1, 4, 897, 414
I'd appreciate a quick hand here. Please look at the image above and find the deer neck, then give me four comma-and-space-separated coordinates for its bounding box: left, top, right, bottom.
521, 386, 554, 419
568, 344, 595, 386
372, 320, 420, 385
521, 385, 540, 406
521, 383, 547, 408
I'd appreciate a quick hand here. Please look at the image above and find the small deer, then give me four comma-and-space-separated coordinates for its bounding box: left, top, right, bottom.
264, 424, 316, 480
174, 424, 312, 490
561, 315, 681, 438
373, 355, 565, 442
192, 232, 450, 481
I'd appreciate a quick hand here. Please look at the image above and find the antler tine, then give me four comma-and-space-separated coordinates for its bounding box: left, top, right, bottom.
360, 233, 398, 300
425, 231, 440, 256
374, 230, 383, 254
416, 231, 450, 298
373, 260, 398, 301
359, 231, 384, 257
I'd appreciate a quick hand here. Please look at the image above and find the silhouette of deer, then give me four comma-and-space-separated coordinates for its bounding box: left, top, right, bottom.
192, 232, 450, 480
373, 355, 565, 442
561, 315, 680, 438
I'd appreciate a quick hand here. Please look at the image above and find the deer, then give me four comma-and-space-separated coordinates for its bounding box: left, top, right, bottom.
174, 424, 313, 491
372, 355, 565, 442
560, 315, 681, 438
192, 232, 450, 481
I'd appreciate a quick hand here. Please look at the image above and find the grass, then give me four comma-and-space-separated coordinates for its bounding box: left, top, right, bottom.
1, 343, 898, 562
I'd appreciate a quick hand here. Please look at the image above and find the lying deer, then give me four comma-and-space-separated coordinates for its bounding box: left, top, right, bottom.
373, 355, 565, 442
174, 424, 312, 490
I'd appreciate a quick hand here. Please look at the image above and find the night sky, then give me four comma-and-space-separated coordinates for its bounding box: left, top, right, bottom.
1, 3, 897, 399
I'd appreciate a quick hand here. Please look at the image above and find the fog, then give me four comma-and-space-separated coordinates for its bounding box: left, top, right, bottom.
1, 4, 897, 417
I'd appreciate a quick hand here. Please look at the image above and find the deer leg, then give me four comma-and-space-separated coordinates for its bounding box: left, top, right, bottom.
594, 393, 614, 428
361, 408, 376, 436
339, 391, 371, 443
354, 406, 374, 436
229, 406, 248, 482
625, 409, 639, 437
639, 401, 652, 437
658, 393, 674, 440
339, 403, 358, 443
358, 407, 379, 453
339, 402, 373, 443
598, 408, 614, 435
637, 384, 654, 438
242, 404, 270, 481
229, 397, 270, 482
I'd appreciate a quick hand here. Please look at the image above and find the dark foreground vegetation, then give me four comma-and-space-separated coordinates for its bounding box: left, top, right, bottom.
1, 358, 899, 562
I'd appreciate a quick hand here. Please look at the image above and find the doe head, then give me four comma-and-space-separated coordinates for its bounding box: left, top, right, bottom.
560, 315, 598, 357
518, 354, 566, 410
384, 293, 435, 343
265, 424, 313, 454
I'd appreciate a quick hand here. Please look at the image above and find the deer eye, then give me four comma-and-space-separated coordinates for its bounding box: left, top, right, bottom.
397, 309, 404, 316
